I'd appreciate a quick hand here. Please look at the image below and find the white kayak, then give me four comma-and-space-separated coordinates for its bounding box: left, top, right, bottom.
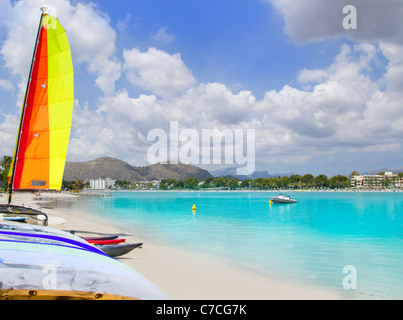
0, 222, 169, 300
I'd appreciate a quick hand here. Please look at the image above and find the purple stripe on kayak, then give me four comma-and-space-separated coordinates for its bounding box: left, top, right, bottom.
0, 238, 103, 255
0, 230, 107, 256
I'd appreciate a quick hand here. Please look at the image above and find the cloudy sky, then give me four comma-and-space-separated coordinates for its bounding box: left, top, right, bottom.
0, 0, 403, 176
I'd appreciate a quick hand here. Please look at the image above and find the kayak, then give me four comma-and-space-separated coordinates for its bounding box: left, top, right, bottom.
0, 221, 86, 238
81, 235, 119, 241
0, 221, 107, 255
0, 205, 48, 225
0, 240, 168, 300
0, 204, 44, 214
0, 230, 106, 255
96, 243, 143, 258
0, 223, 169, 300
3, 216, 27, 222
0, 222, 122, 255
87, 239, 126, 245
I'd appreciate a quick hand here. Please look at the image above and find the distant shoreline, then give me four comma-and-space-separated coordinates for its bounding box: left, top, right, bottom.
77, 188, 403, 193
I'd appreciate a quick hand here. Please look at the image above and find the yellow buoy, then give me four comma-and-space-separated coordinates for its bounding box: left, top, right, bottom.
192, 204, 197, 211
269, 199, 272, 205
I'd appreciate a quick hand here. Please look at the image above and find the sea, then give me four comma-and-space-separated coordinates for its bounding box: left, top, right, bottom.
59, 190, 403, 299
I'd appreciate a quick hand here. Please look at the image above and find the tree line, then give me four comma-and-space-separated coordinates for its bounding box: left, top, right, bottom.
60, 174, 351, 191
159, 174, 351, 190
0, 156, 12, 191
0, 155, 369, 192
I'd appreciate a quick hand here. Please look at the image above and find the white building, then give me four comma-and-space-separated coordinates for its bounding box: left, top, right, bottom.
351, 172, 403, 188
90, 178, 116, 189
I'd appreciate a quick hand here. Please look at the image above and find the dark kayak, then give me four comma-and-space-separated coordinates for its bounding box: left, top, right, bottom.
81, 235, 119, 241
95, 243, 143, 258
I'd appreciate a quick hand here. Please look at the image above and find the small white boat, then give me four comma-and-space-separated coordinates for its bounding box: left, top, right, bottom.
270, 194, 297, 203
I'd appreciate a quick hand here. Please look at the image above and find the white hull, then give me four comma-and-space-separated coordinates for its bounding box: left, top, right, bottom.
270, 195, 297, 203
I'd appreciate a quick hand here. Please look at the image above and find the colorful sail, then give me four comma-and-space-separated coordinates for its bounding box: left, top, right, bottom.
9, 12, 74, 193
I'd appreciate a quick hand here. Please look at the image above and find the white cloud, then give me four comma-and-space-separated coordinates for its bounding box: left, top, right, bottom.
98, 89, 165, 132
298, 69, 328, 84
68, 93, 160, 165
89, 57, 121, 96
153, 26, 176, 44
380, 42, 403, 92
68, 100, 112, 161
257, 0, 403, 170
66, 41, 403, 170
0, 113, 18, 156
68, 82, 259, 166
123, 47, 196, 98
0, 79, 13, 92
117, 12, 132, 33
165, 83, 256, 127
66, 2, 116, 63
254, 43, 393, 152
0, 0, 120, 96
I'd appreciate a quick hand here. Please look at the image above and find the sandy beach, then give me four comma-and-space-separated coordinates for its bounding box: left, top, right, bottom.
1, 191, 343, 300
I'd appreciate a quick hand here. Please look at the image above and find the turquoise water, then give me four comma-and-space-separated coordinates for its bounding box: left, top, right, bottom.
66, 191, 403, 299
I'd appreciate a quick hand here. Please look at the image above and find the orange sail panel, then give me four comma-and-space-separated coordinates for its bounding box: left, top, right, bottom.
11, 14, 74, 191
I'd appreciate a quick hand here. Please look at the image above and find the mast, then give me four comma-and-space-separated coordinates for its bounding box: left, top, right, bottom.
7, 11, 45, 204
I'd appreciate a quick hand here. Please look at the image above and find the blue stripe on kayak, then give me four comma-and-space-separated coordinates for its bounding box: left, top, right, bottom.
0, 230, 106, 256
0, 238, 101, 255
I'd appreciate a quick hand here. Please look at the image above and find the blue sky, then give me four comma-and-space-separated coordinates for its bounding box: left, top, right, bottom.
1, 0, 403, 177
81, 0, 343, 97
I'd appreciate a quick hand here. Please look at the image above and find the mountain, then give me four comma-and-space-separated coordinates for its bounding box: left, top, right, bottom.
364, 167, 403, 175
210, 167, 244, 178
210, 167, 293, 180
63, 157, 212, 182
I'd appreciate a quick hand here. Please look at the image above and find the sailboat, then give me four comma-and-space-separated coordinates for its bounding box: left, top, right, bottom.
0, 7, 168, 300
0, 5, 74, 224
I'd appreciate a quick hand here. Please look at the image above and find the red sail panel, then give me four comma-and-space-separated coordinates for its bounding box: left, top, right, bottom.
13, 23, 50, 189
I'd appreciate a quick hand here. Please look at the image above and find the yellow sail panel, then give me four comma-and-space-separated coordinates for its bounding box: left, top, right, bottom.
10, 13, 73, 191
46, 15, 74, 190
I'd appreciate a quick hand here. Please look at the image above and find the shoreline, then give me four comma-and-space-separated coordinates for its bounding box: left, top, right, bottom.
81, 188, 403, 193
1, 191, 344, 300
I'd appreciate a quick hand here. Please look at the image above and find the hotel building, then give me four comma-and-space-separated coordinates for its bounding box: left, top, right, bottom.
351, 172, 403, 188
